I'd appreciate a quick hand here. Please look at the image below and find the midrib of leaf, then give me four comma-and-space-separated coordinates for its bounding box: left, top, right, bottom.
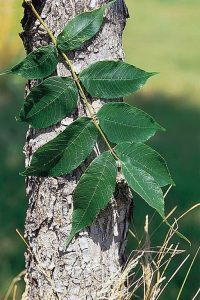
122, 163, 164, 216
26, 87, 67, 119
100, 116, 158, 130
118, 146, 163, 176
18, 47, 56, 71
51, 121, 93, 163
123, 164, 155, 205
124, 154, 153, 173
82, 75, 151, 81
68, 9, 103, 41
44, 80, 75, 94
80, 62, 152, 82
31, 120, 93, 170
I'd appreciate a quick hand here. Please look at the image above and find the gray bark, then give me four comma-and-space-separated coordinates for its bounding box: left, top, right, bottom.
21, 1, 132, 299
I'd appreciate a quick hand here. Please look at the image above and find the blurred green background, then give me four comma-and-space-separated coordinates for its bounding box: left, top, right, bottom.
0, 0, 199, 299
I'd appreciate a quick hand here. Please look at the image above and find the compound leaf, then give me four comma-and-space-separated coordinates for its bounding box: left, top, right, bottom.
19, 76, 78, 128
67, 151, 117, 244
21, 117, 98, 176
115, 142, 174, 187
57, 1, 115, 51
8, 46, 58, 79
97, 102, 164, 143
121, 160, 164, 217
79, 60, 156, 99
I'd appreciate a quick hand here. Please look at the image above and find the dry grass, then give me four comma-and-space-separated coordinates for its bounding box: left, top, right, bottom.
4, 204, 199, 300
3, 270, 26, 300
97, 203, 200, 300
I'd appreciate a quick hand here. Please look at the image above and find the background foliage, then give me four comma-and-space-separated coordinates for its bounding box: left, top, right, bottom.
0, 0, 199, 299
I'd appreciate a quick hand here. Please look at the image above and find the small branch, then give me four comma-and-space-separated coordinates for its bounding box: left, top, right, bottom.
24, 0, 120, 161
60, 52, 96, 121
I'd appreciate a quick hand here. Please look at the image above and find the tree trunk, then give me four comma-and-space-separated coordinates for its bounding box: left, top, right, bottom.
21, 1, 131, 299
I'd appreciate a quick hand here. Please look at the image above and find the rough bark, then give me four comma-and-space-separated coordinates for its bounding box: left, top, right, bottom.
21, 1, 132, 299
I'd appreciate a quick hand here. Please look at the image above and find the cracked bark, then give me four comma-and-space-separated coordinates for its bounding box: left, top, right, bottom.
21, 0, 132, 299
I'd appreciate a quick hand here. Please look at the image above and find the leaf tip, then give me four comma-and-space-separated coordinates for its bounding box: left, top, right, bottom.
161, 207, 165, 219
151, 71, 159, 76
159, 124, 166, 132
65, 231, 76, 246
15, 116, 23, 123
0, 70, 10, 76
19, 170, 27, 177
171, 180, 176, 187
20, 168, 34, 177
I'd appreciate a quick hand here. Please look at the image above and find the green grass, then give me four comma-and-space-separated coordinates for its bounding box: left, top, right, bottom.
124, 0, 200, 104
0, 77, 26, 298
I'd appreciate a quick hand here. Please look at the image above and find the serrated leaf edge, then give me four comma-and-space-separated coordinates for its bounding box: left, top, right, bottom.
21, 77, 78, 126
21, 117, 95, 176
122, 162, 165, 218
115, 142, 174, 187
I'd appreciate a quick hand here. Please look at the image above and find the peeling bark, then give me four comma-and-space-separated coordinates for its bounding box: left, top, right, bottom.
21, 1, 132, 299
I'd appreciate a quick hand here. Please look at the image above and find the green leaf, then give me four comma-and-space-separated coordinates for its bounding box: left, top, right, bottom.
115, 142, 174, 187
121, 160, 164, 217
97, 102, 164, 143
57, 1, 115, 51
79, 60, 156, 99
8, 46, 58, 79
67, 151, 117, 244
19, 76, 78, 128
21, 117, 98, 176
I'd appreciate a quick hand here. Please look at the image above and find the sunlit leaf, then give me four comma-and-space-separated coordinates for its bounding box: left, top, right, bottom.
120, 160, 164, 217
115, 142, 174, 187
7, 46, 58, 79
57, 1, 116, 51
79, 60, 156, 98
21, 117, 98, 176
97, 102, 164, 143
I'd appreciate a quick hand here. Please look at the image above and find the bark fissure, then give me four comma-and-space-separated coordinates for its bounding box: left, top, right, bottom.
21, 1, 132, 299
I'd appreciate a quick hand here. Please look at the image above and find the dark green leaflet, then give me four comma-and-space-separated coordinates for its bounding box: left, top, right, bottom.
121, 160, 165, 218
8, 46, 58, 79
66, 151, 117, 244
97, 102, 164, 143
79, 60, 157, 99
115, 142, 174, 187
57, 1, 116, 51
20, 76, 78, 128
22, 117, 98, 177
